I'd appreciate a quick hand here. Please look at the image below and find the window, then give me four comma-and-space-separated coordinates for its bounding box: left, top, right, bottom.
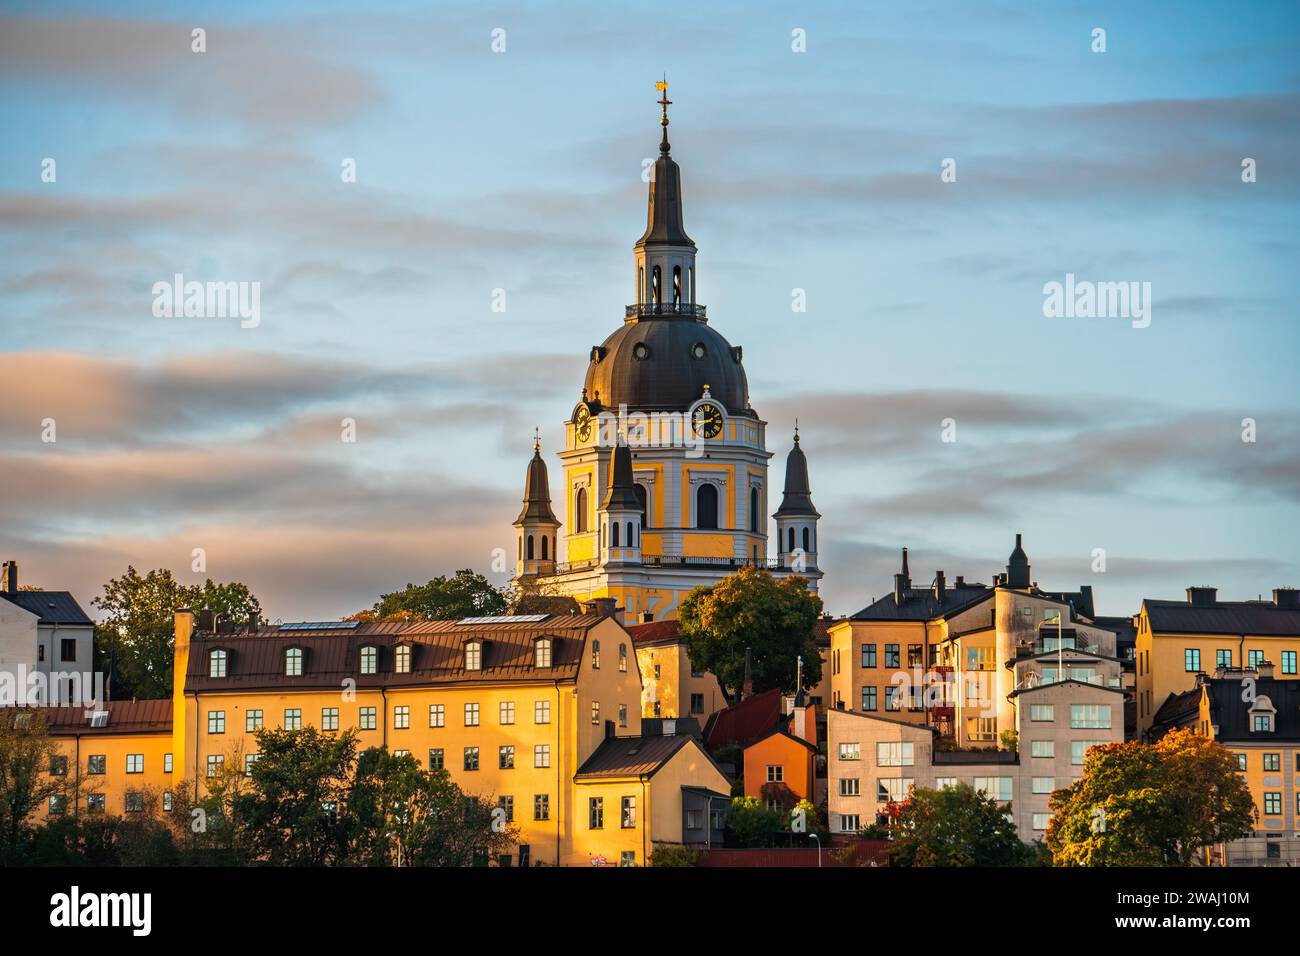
429, 704, 445, 728
496, 700, 515, 725
621, 796, 637, 828
689, 694, 703, 715
245, 754, 260, 775
619, 643, 628, 672
61, 638, 76, 661
87, 793, 106, 813
839, 778, 860, 796
209, 649, 227, 678
696, 483, 719, 529
1263, 792, 1282, 816
1216, 649, 1233, 669
575, 487, 588, 533
767, 765, 785, 783
1030, 704, 1055, 722
87, 754, 106, 775
839, 814, 860, 833
934, 778, 957, 790
284, 708, 303, 730
207, 754, 224, 778
1248, 649, 1264, 669
973, 777, 1014, 803
876, 742, 914, 767
535, 744, 550, 768
357, 707, 374, 731
395, 645, 411, 674
803, 527, 811, 553
908, 644, 922, 667
1235, 752, 1247, 771
534, 794, 550, 821
654, 664, 661, 679
1031, 740, 1055, 759
1032, 777, 1055, 794
360, 646, 377, 674
393, 705, 410, 729
749, 487, 759, 532
611, 522, 619, 547
1070, 704, 1112, 729
124, 792, 144, 813
885, 686, 902, 712
1263, 752, 1280, 771
861, 644, 877, 668
207, 710, 225, 734
535, 700, 551, 724
465, 641, 482, 671
1253, 714, 1273, 732
535, 638, 552, 668
591, 640, 600, 669
619, 703, 629, 727
589, 797, 604, 829
884, 644, 900, 669
465, 703, 480, 727
1283, 651, 1297, 675
838, 742, 861, 761
428, 748, 444, 771
876, 779, 912, 803
499, 745, 515, 769
49, 754, 67, 776
687, 809, 703, 830
464, 747, 480, 771
591, 701, 600, 725
246, 709, 263, 732
322, 707, 339, 731
126, 754, 143, 774
1032, 813, 1052, 831
862, 686, 877, 711
1184, 648, 1200, 672
1071, 741, 1104, 766
47, 794, 67, 815
285, 647, 302, 676
620, 851, 636, 868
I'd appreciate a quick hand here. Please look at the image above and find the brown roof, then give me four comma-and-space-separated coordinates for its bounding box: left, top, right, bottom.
813, 618, 833, 647
625, 618, 682, 647
1144, 599, 1300, 636
187, 614, 606, 693
39, 699, 172, 736
575, 733, 694, 779
702, 688, 782, 750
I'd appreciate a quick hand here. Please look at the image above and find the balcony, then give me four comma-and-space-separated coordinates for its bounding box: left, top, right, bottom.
625, 303, 707, 319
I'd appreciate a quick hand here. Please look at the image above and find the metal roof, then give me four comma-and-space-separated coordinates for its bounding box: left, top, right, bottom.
0, 590, 93, 626
1144, 599, 1300, 637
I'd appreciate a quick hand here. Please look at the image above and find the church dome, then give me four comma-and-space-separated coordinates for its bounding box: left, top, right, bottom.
583, 317, 750, 415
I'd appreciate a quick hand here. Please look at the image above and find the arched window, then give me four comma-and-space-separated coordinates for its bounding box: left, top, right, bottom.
518, 537, 522, 560
627, 521, 634, 547
638, 266, 645, 304
689, 265, 694, 302
788, 527, 795, 553
541, 535, 548, 560
651, 265, 661, 305
209, 649, 227, 679
634, 484, 649, 528
697, 484, 719, 529
285, 647, 303, 677
575, 487, 588, 532
527, 534, 535, 560
611, 521, 620, 547
749, 487, 759, 533
360, 645, 377, 675
803, 527, 811, 553
464, 640, 482, 671
672, 266, 682, 307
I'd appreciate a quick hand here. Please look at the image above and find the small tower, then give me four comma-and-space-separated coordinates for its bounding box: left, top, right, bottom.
773, 426, 820, 572
513, 432, 560, 578
1005, 532, 1031, 589
600, 440, 642, 567
633, 80, 698, 313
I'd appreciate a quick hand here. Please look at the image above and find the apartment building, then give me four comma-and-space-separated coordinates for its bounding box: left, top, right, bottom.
626, 618, 726, 722
0, 560, 95, 706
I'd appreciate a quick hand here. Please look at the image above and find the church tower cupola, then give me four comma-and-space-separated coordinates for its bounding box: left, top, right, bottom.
774, 426, 820, 572
513, 431, 560, 578
633, 80, 698, 314
600, 439, 642, 568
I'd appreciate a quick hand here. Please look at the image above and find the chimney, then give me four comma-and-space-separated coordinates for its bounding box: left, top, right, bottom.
1187, 587, 1218, 607
2, 560, 16, 594
1273, 588, 1299, 609
894, 573, 907, 606
197, 608, 215, 632
955, 575, 965, 587
742, 647, 753, 701
1257, 661, 1275, 679
1078, 585, 1095, 619
584, 597, 618, 620
934, 570, 946, 603
248, 610, 260, 631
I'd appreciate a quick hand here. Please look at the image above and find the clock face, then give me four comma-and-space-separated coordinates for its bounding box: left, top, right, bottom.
691, 402, 724, 439
574, 405, 592, 442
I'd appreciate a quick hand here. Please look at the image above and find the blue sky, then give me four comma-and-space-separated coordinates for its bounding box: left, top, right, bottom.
1, 0, 1297, 619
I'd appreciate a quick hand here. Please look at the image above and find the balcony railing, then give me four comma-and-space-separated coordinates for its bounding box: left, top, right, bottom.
625, 303, 707, 319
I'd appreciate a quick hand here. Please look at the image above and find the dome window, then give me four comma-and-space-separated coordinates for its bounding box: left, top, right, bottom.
633, 342, 650, 361
690, 342, 706, 361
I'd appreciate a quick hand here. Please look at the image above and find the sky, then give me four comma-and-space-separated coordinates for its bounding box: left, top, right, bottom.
0, 0, 1297, 622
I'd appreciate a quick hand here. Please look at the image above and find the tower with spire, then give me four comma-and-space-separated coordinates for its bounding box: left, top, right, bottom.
513, 431, 560, 579
773, 426, 821, 574
600, 439, 642, 567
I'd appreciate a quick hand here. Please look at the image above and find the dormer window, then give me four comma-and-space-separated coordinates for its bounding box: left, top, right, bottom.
360, 645, 378, 675
1249, 695, 1276, 733
465, 640, 482, 671
395, 644, 411, 674
209, 649, 227, 678
535, 638, 552, 669
285, 647, 303, 677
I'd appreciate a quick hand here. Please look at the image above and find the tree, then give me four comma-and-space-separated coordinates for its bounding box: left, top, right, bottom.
231, 727, 357, 866
353, 569, 507, 622
506, 580, 581, 617
889, 784, 1035, 867
725, 795, 785, 848
650, 843, 702, 866
0, 711, 62, 865
92, 566, 263, 699
678, 566, 823, 704
1046, 730, 1255, 866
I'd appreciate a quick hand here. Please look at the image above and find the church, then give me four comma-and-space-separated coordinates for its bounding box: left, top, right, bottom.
511, 86, 822, 622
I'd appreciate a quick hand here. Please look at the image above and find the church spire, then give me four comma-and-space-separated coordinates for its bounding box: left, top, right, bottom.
637, 79, 694, 251
514, 433, 558, 525
657, 76, 672, 155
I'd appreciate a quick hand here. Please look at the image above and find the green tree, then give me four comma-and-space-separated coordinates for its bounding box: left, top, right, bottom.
725, 795, 785, 848
650, 843, 702, 866
678, 566, 823, 704
92, 566, 263, 699
0, 711, 62, 865
889, 784, 1034, 867
231, 727, 357, 866
1046, 730, 1255, 866
354, 569, 507, 622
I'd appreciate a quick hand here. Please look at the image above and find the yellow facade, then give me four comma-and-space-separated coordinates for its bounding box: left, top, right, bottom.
46, 728, 173, 820
635, 640, 725, 721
